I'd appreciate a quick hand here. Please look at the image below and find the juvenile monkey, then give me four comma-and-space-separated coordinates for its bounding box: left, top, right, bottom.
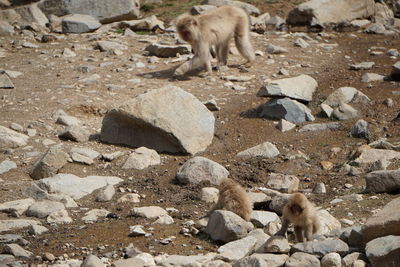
208, 178, 252, 221
276, 192, 320, 242
174, 5, 255, 76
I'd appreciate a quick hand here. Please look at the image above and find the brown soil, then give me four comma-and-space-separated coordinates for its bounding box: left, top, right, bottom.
0, 0, 399, 264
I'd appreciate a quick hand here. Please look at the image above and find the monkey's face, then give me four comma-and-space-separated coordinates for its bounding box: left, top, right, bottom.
290, 204, 303, 216
177, 17, 199, 43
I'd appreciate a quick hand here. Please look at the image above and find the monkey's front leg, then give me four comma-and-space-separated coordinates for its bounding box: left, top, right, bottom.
275, 218, 289, 237
174, 43, 211, 76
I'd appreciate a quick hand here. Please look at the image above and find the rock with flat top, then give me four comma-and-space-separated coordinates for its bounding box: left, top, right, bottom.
0, 125, 29, 149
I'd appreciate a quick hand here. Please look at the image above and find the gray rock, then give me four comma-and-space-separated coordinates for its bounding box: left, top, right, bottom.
364, 22, 387, 34
59, 125, 90, 142
366, 235, 400, 267
117, 15, 164, 31
0, 219, 40, 233
323, 87, 370, 107
362, 197, 400, 243
266, 173, 299, 193
145, 43, 190, 58
79, 74, 101, 83
153, 214, 174, 225
35, 173, 123, 200
82, 209, 109, 223
201, 187, 219, 203
0, 234, 28, 246
299, 122, 341, 132
0, 160, 16, 175
122, 147, 160, 170
236, 142, 280, 159
81, 254, 105, 267
361, 73, 385, 82
155, 254, 214, 267
47, 209, 72, 224
260, 97, 315, 123
102, 151, 124, 161
291, 239, 349, 257
9, 123, 22, 132
71, 152, 93, 165
0, 198, 35, 217
318, 209, 342, 236
269, 193, 290, 214
96, 40, 128, 53
0, 125, 29, 149
266, 44, 288, 54
113, 258, 145, 267
247, 253, 289, 267
391, 61, 400, 80
321, 252, 341, 267
348, 226, 363, 248
96, 185, 115, 202
62, 14, 101, 33
262, 236, 290, 253
205, 210, 253, 243
38, 0, 140, 24
130, 206, 167, 219
321, 103, 334, 118
332, 103, 359, 120
294, 38, 310, 48
248, 229, 271, 252
3, 244, 32, 259
287, 0, 374, 27
29, 224, 49, 235
117, 193, 140, 203
355, 149, 400, 167
0, 21, 14, 36
0, 254, 15, 265
351, 119, 369, 139
0, 74, 14, 89
190, 5, 217, 15
31, 145, 69, 180
349, 62, 375, 70
176, 156, 228, 185
201, 0, 260, 15
313, 183, 327, 194
26, 200, 65, 218
277, 119, 296, 132
342, 252, 368, 267
101, 86, 215, 155
129, 225, 146, 237
56, 115, 80, 126
203, 99, 220, 111
233, 255, 268, 267
217, 236, 257, 261
257, 74, 317, 102
0, 3, 48, 27
251, 211, 280, 228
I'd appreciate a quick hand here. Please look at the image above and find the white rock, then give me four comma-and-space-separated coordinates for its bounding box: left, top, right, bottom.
236, 142, 280, 159
122, 147, 160, 170
47, 210, 72, 224
0, 125, 29, 149
201, 187, 219, 203
82, 209, 109, 223
130, 206, 167, 219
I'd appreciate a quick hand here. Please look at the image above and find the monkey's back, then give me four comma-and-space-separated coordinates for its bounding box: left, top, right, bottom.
218, 179, 252, 221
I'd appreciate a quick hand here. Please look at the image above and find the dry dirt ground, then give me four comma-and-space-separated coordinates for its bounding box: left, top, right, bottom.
1, 1, 400, 265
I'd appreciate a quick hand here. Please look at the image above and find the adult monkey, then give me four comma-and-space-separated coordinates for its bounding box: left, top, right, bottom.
174, 5, 255, 76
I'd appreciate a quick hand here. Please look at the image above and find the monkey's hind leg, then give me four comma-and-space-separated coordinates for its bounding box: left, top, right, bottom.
294, 226, 304, 242
216, 42, 229, 67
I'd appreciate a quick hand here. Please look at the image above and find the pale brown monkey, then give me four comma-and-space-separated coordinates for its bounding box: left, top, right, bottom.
208, 178, 252, 221
174, 5, 255, 76
276, 192, 320, 242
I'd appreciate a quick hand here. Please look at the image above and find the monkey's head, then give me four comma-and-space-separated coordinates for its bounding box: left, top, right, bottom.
176, 14, 200, 43
288, 193, 307, 216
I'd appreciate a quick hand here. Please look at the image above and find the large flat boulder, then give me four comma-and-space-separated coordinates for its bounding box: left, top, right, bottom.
366, 170, 400, 193
0, 125, 29, 150
366, 235, 400, 267
0, 3, 48, 27
34, 173, 123, 200
287, 0, 375, 27
257, 74, 317, 102
362, 197, 400, 243
38, 0, 140, 24
101, 86, 215, 155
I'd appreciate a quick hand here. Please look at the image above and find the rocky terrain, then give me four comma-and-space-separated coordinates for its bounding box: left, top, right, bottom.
0, 0, 400, 266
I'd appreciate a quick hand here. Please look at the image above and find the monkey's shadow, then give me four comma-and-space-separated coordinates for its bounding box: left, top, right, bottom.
138, 66, 205, 81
